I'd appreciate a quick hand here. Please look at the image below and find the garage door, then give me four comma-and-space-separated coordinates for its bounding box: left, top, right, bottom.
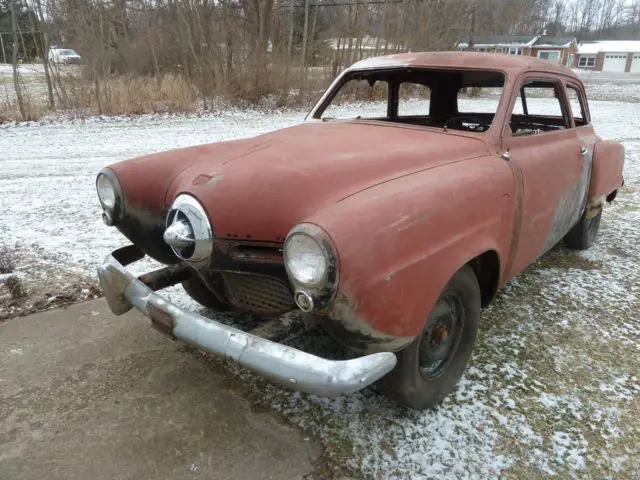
603, 53, 627, 72
631, 54, 640, 73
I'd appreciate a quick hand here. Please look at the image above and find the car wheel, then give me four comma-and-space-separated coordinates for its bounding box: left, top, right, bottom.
380, 265, 480, 410
182, 277, 229, 311
563, 207, 602, 250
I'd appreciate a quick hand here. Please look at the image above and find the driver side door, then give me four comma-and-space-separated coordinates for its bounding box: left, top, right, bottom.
501, 75, 587, 278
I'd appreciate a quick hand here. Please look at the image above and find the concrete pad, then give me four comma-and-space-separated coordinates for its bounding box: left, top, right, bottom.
0, 300, 322, 480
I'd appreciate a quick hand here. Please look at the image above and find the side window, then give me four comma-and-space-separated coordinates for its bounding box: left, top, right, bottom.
397, 82, 430, 117
566, 85, 588, 126
509, 80, 569, 136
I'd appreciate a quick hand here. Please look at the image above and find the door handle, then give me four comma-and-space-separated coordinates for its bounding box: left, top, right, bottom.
580, 147, 589, 156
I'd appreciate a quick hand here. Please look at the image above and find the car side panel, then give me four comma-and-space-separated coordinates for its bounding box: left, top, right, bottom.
502, 129, 586, 278
499, 73, 590, 280
589, 140, 625, 199
307, 155, 515, 350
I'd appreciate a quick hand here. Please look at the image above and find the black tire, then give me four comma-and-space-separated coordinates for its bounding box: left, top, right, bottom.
564, 208, 602, 250
380, 265, 481, 410
182, 277, 229, 311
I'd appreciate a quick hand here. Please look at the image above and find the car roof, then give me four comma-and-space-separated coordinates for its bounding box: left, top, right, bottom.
348, 51, 577, 78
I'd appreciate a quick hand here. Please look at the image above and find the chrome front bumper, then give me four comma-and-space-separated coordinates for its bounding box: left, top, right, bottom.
97, 246, 397, 397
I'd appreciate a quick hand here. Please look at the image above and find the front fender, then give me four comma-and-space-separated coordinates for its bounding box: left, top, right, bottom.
308, 156, 514, 352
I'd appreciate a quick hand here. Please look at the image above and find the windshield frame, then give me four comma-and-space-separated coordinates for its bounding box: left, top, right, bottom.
307, 66, 510, 136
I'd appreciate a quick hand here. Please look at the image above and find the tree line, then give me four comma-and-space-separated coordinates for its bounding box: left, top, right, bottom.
2, 0, 640, 120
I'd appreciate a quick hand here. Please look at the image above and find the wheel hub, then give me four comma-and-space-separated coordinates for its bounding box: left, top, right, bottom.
419, 294, 465, 380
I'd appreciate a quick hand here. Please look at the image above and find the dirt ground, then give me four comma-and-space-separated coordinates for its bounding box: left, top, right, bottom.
0, 300, 328, 480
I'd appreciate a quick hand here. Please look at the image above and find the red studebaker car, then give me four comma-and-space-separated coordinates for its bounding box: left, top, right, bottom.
97, 52, 624, 409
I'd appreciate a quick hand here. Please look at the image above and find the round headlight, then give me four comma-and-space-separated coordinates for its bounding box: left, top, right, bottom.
96, 173, 116, 210
284, 233, 328, 285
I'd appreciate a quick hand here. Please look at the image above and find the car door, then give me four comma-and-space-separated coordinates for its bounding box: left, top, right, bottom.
501, 74, 587, 278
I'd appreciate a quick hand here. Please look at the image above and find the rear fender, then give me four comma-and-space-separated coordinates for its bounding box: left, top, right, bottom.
589, 140, 624, 201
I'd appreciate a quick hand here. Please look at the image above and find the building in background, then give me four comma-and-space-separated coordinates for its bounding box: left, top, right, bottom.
574, 41, 640, 73
455, 33, 577, 67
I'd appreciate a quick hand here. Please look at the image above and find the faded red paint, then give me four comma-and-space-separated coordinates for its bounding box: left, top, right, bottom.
168, 123, 489, 242
103, 52, 625, 352
589, 140, 625, 199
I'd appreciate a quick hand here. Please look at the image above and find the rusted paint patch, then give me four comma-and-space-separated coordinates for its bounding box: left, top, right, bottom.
585, 196, 605, 220
504, 157, 525, 279
192, 174, 213, 186
192, 173, 223, 187
322, 290, 413, 353
541, 148, 592, 253
148, 303, 177, 339
388, 210, 433, 232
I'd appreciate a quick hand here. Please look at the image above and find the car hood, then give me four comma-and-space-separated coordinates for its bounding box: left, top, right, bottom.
166, 121, 489, 242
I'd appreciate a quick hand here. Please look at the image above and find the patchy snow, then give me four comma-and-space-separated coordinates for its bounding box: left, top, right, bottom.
1, 96, 640, 478
0, 64, 47, 77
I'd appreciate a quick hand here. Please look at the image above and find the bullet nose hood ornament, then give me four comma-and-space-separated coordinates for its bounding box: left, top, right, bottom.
164, 194, 213, 265
164, 215, 195, 250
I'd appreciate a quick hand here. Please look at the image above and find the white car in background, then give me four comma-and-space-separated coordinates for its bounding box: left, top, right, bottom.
48, 48, 82, 65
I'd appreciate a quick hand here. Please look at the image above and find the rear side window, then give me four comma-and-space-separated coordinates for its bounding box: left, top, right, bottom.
566, 85, 588, 126
509, 80, 569, 136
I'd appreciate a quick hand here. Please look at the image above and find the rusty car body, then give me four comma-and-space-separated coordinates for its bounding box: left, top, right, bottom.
96, 52, 624, 408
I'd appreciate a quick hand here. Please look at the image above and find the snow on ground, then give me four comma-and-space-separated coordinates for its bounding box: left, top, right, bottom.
1, 96, 640, 478
0, 64, 47, 77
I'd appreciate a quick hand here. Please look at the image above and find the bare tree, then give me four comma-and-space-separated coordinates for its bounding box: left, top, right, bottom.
10, 0, 26, 120
33, 0, 55, 109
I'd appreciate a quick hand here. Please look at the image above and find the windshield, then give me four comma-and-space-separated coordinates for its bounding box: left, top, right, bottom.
60, 50, 77, 56
314, 68, 505, 133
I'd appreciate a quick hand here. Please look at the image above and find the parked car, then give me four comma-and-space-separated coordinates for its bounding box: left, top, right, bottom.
96, 52, 624, 409
48, 48, 82, 65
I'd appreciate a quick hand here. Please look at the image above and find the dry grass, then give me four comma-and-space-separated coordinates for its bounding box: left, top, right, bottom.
0, 64, 340, 122
56, 73, 200, 117
1, 73, 203, 121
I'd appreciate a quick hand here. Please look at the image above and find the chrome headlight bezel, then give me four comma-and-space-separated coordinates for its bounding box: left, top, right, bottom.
164, 194, 213, 266
96, 169, 124, 225
284, 223, 339, 308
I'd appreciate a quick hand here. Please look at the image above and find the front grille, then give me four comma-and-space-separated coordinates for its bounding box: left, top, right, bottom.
222, 273, 294, 315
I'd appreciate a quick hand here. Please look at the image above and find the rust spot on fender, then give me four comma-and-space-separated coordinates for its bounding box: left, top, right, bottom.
388, 210, 434, 232
192, 174, 213, 186
321, 291, 413, 353
192, 174, 223, 187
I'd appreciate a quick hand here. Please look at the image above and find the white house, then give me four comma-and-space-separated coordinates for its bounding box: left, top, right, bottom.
574, 41, 640, 73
